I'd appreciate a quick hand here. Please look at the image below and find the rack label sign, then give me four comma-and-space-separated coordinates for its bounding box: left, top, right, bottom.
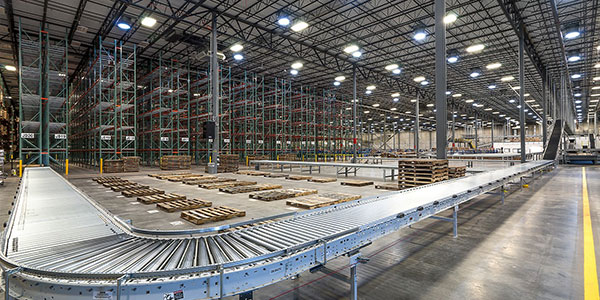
101, 135, 111, 141
21, 133, 34, 139
160, 137, 169, 142
258, 140, 264, 144
224, 138, 230, 143
276, 140, 281, 145
286, 141, 291, 145
246, 140, 252, 144
54, 134, 67, 139
181, 137, 189, 142
126, 136, 135, 141
208, 139, 213, 142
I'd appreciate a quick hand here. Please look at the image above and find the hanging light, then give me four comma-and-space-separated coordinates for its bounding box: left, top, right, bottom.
290, 69, 298, 75
233, 54, 244, 61
291, 61, 303, 69
335, 75, 346, 81
488, 82, 497, 89
291, 21, 309, 32
466, 44, 485, 53
443, 13, 458, 24
141, 16, 157, 27
563, 22, 581, 39
469, 68, 481, 78
230, 44, 244, 52
277, 16, 291, 26
413, 23, 427, 41
392, 68, 401, 74
447, 49, 459, 63
4, 65, 16, 71
116, 16, 132, 30
567, 50, 581, 62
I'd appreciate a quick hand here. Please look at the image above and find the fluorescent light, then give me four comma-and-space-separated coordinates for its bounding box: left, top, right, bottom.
413, 76, 425, 82
466, 44, 485, 53
444, 13, 457, 24
447, 56, 458, 63
564, 23, 580, 39
333, 81, 340, 86
486, 62, 502, 70
501, 76, 515, 82
4, 65, 16, 71
391, 93, 400, 97
488, 83, 497, 89
390, 107, 397, 111
592, 86, 600, 90
277, 17, 290, 26
420, 80, 429, 86
427, 103, 434, 107
571, 73, 581, 79
344, 44, 359, 53
233, 54, 244, 60
335, 76, 346, 81
141, 16, 157, 28
465, 99, 474, 103
594, 77, 600, 81
512, 86, 520, 90
595, 63, 600, 68
385, 64, 399, 71
410, 99, 417, 102
393, 98, 399, 102
392, 68, 401, 74
574, 93, 582, 97
291, 21, 308, 32
452, 93, 462, 97
364, 110, 370, 114
365, 90, 372, 95
366, 85, 376, 90
485, 108, 492, 111
291, 62, 303, 69
372, 104, 380, 107
230, 44, 244, 52
290, 69, 298, 75
352, 51, 362, 58
446, 91, 452, 95
470, 69, 481, 78
524, 93, 530, 96
509, 99, 516, 103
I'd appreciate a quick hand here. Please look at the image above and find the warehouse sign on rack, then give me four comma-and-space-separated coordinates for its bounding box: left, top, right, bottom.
21, 133, 34, 139
126, 136, 135, 141
54, 134, 66, 139
101, 135, 111, 140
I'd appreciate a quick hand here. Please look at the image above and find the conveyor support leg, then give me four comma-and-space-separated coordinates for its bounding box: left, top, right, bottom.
349, 252, 369, 300
453, 205, 458, 238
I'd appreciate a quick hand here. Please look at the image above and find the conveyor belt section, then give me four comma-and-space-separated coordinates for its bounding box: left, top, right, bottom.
0, 161, 554, 300
543, 120, 563, 160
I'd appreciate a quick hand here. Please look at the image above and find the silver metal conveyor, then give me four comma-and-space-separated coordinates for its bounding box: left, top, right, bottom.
0, 161, 554, 299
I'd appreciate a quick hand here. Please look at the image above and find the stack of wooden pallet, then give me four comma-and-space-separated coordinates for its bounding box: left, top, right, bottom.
246, 154, 269, 161
278, 153, 297, 161
206, 154, 238, 173
448, 166, 467, 178
123, 156, 141, 172
138, 193, 186, 204
219, 183, 282, 194
122, 188, 164, 197
148, 172, 191, 179
286, 192, 361, 209
398, 159, 448, 189
198, 180, 256, 189
103, 159, 124, 173
156, 198, 212, 212
183, 177, 235, 185
160, 155, 191, 170
93, 176, 122, 184
250, 188, 318, 201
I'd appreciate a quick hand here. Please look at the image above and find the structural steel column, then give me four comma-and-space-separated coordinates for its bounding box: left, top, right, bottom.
209, 12, 219, 173
542, 70, 548, 145
491, 120, 494, 147
352, 65, 357, 163
415, 93, 419, 156
519, 28, 526, 163
435, 0, 447, 159
474, 115, 478, 149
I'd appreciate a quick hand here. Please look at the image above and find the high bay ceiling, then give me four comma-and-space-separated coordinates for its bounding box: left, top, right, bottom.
0, 0, 597, 127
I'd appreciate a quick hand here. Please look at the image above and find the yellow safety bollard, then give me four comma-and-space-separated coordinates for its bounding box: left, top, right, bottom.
314, 154, 317, 162
65, 159, 69, 175
523, 184, 529, 188
246, 156, 249, 166
19, 160, 22, 177
277, 155, 279, 161
100, 158, 103, 174
209, 156, 212, 163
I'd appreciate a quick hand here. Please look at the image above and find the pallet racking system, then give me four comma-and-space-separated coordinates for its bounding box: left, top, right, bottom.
18, 20, 68, 169
69, 37, 136, 168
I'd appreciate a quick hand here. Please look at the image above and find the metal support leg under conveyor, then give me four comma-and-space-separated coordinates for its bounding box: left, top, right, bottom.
0, 162, 555, 299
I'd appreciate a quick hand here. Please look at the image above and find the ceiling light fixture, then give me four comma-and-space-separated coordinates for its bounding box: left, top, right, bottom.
291, 21, 309, 32
391, 93, 400, 97
392, 68, 401, 74
444, 13, 458, 24
290, 69, 298, 75
563, 22, 581, 39
116, 16, 132, 30
413, 76, 425, 82
466, 44, 485, 53
277, 16, 291, 26
352, 51, 362, 58
567, 50, 581, 62
501, 75, 515, 82
413, 23, 427, 41
233, 54, 244, 60
366, 85, 376, 90
141, 16, 157, 28
452, 93, 462, 97
344, 44, 359, 54
291, 62, 303, 69
385, 64, 399, 71
470, 68, 482, 78
230, 44, 243, 52
420, 80, 429, 86
486, 62, 502, 70
4, 65, 16, 71
333, 81, 340, 86
335, 75, 346, 81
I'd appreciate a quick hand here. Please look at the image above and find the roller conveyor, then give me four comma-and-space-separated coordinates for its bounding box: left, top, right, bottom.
1, 161, 554, 299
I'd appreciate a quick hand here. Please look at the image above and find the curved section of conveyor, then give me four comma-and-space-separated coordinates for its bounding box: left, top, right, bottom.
1, 162, 554, 299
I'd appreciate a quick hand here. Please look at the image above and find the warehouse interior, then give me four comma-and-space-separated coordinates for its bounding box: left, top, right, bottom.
0, 0, 598, 299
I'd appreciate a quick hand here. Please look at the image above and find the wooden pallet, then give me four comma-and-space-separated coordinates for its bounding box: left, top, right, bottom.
265, 173, 287, 178
375, 184, 402, 190
219, 184, 283, 194
249, 188, 318, 201
156, 198, 213, 212
122, 188, 164, 198
181, 206, 246, 225
138, 193, 186, 204
198, 181, 257, 189
236, 170, 270, 176
286, 175, 312, 180
340, 180, 374, 187
308, 177, 337, 183
111, 184, 149, 192
183, 177, 235, 185
102, 180, 133, 187
151, 173, 192, 180
93, 177, 123, 184
164, 174, 205, 181
286, 193, 361, 209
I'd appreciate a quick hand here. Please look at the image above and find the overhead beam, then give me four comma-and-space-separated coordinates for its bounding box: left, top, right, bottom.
67, 0, 89, 44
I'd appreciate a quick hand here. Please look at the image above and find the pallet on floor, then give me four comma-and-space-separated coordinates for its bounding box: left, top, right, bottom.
448, 166, 467, 178
102, 180, 133, 187
111, 184, 149, 192
308, 177, 337, 183
249, 188, 318, 201
183, 177, 235, 185
138, 193, 186, 204
286, 193, 361, 209
148, 172, 191, 179
198, 181, 257, 189
156, 198, 213, 212
219, 184, 283, 194
375, 183, 402, 190
286, 175, 312, 180
93, 176, 123, 184
181, 206, 246, 225
265, 173, 287, 178
122, 188, 164, 197
236, 170, 270, 176
340, 180, 374, 187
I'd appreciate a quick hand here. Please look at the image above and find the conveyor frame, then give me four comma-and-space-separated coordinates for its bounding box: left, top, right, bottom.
1, 161, 555, 299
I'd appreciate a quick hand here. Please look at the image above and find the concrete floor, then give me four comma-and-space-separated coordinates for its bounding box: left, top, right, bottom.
0, 164, 595, 299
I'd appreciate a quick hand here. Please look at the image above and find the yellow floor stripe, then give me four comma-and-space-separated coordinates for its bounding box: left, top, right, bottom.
583, 167, 600, 300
